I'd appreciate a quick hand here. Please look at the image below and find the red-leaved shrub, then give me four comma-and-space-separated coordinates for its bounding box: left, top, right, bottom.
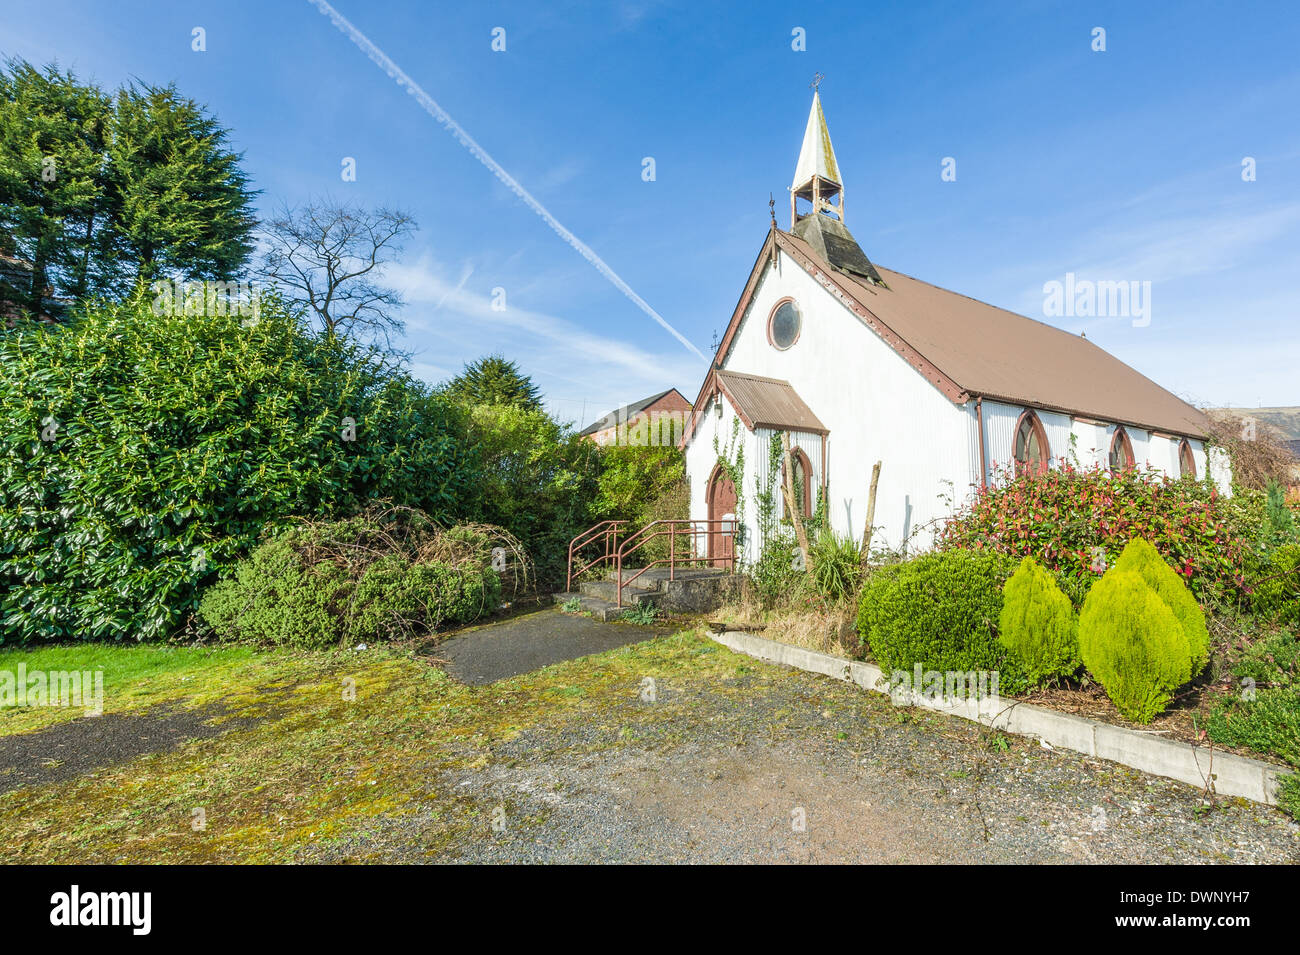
939, 462, 1248, 603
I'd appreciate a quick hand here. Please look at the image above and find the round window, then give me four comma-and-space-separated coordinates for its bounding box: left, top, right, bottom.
769, 300, 801, 350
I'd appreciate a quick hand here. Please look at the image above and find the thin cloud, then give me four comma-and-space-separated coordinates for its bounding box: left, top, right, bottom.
305, 0, 707, 363
385, 256, 698, 410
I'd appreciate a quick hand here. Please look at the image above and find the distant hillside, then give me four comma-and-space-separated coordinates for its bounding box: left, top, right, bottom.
1212, 407, 1300, 442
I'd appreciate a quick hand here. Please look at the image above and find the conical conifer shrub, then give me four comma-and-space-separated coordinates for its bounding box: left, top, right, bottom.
998, 557, 1080, 686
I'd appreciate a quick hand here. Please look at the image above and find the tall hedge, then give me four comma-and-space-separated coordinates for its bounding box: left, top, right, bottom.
939, 463, 1246, 602
465, 401, 600, 588
0, 294, 479, 644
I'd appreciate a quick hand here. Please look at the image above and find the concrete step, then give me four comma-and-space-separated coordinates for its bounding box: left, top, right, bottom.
578, 579, 661, 605
552, 592, 628, 622
618, 566, 732, 584
605, 568, 744, 613
558, 566, 742, 619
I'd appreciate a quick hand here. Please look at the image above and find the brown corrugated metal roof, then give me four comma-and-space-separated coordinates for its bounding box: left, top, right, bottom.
776, 228, 1211, 439
716, 369, 827, 434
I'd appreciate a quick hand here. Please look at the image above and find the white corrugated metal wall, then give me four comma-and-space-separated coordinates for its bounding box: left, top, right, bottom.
685, 247, 1233, 561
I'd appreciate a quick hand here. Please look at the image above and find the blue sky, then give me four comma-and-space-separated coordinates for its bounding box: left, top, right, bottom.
4, 0, 1298, 426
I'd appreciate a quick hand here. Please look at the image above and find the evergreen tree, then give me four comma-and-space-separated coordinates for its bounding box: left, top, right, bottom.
1262, 478, 1298, 550
444, 355, 543, 411
0, 60, 111, 313
105, 82, 258, 286
0, 59, 257, 312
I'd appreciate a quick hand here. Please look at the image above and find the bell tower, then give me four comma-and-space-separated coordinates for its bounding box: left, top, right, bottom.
790, 77, 844, 228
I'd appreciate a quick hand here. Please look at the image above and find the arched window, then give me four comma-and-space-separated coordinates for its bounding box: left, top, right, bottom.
781, 447, 814, 519
767, 298, 802, 350
1178, 439, 1196, 478
1108, 427, 1135, 472
1013, 410, 1050, 476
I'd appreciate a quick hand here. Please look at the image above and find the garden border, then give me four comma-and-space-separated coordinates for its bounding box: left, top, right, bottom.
706, 628, 1283, 807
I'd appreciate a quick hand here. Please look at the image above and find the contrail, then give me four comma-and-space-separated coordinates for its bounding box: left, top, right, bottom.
306, 0, 707, 362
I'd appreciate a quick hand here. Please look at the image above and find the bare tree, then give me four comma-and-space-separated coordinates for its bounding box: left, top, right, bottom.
1205, 409, 1298, 491
257, 199, 417, 347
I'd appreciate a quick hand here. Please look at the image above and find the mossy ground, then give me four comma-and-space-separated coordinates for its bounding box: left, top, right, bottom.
0, 630, 757, 863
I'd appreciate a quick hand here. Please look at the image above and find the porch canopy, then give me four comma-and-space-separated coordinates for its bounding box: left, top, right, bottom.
715, 369, 827, 434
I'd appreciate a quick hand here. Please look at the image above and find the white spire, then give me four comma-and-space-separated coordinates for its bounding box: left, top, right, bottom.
791, 91, 841, 191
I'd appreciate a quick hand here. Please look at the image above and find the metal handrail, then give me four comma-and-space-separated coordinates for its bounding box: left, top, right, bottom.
565, 520, 626, 592
613, 519, 737, 607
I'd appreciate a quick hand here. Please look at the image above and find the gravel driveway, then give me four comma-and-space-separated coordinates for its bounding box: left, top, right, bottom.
313, 654, 1300, 864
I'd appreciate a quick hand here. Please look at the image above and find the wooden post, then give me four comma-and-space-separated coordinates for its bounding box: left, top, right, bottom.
781, 432, 813, 577
860, 461, 882, 565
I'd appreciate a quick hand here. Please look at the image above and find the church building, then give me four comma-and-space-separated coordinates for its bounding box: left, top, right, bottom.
681, 90, 1228, 564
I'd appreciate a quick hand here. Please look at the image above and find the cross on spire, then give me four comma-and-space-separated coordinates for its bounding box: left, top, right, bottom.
809, 72, 824, 92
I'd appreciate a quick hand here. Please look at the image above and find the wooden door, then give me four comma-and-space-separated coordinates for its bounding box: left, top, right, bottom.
707, 465, 736, 567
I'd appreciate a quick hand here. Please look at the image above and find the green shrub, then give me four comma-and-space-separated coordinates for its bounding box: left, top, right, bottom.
0, 294, 479, 644
1113, 538, 1209, 676
1229, 630, 1300, 690
1251, 543, 1300, 628
1219, 487, 1268, 549
197, 511, 503, 648
1077, 569, 1193, 723
750, 533, 805, 608
594, 444, 686, 527
464, 401, 600, 589
1206, 687, 1300, 768
633, 478, 691, 568
856, 550, 1024, 693
997, 557, 1080, 686
1261, 479, 1299, 550
1278, 773, 1300, 822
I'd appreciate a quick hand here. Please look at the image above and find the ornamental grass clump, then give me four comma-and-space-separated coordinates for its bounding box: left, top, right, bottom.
997, 557, 1080, 687
1077, 547, 1203, 723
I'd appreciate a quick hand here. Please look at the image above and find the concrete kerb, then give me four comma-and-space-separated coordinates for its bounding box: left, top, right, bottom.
706, 628, 1283, 807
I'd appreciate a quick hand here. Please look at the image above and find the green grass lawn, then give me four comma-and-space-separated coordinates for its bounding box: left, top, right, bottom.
3, 643, 316, 736
0, 631, 749, 863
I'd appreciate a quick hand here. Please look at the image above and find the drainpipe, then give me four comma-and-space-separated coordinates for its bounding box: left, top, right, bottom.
820, 433, 827, 507
976, 396, 988, 490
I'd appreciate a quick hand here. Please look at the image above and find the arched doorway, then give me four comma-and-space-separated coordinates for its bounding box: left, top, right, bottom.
707, 464, 737, 567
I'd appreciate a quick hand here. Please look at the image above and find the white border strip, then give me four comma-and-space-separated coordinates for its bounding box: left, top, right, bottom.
707, 629, 1283, 807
